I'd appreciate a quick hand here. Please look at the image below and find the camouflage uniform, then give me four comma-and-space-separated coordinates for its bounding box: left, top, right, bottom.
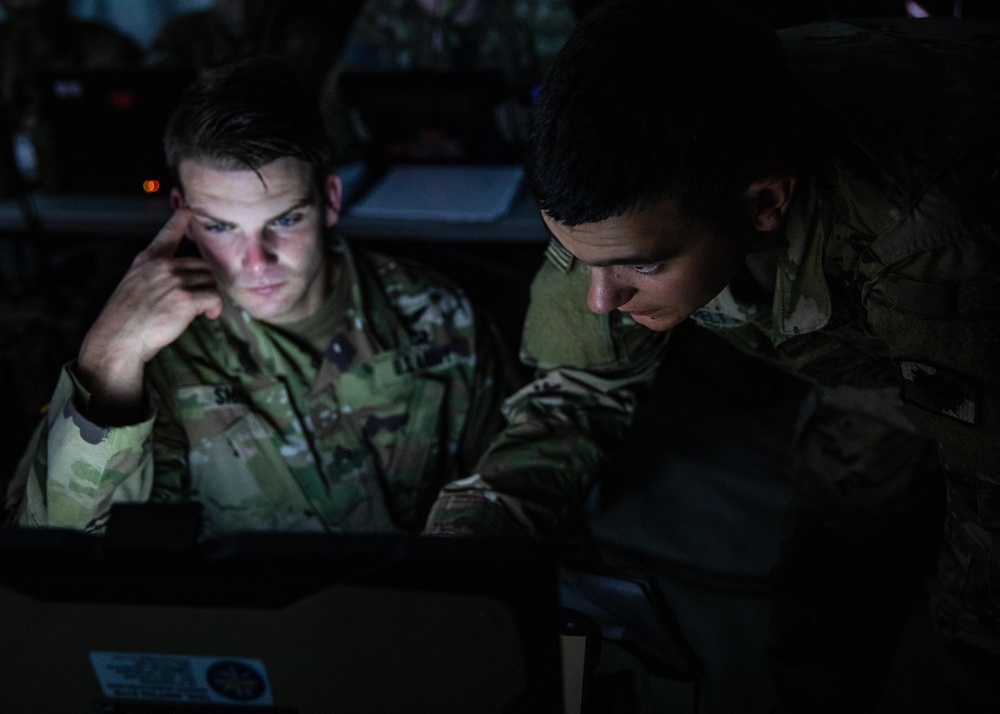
452, 17, 1000, 710
428, 254, 668, 542
7, 234, 518, 538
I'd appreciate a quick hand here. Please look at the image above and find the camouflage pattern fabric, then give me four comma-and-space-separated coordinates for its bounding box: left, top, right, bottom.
426, 248, 669, 542
767, 385, 947, 711
452, 16, 1000, 685
7, 234, 519, 537
699, 20, 1000, 672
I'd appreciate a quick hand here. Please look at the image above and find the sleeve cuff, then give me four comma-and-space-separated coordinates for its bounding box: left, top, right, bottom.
63, 361, 154, 428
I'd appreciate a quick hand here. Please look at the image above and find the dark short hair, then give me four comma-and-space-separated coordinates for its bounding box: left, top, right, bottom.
527, 0, 799, 226
163, 56, 333, 188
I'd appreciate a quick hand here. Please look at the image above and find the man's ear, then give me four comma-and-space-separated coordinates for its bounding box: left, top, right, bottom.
169, 186, 184, 210
323, 174, 344, 227
746, 173, 796, 233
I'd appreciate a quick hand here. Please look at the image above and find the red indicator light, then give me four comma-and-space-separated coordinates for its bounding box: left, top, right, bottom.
108, 90, 136, 110
143, 180, 160, 193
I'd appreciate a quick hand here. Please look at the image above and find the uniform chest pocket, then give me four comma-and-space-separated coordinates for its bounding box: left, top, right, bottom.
174, 383, 299, 489
174, 384, 315, 531
338, 350, 454, 524
175, 384, 256, 442
342, 355, 449, 463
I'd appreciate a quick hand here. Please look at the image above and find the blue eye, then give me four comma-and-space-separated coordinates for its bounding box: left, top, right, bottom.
203, 222, 230, 234
273, 212, 303, 228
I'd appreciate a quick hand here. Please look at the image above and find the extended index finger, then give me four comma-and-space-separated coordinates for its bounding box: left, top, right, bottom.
138, 207, 194, 263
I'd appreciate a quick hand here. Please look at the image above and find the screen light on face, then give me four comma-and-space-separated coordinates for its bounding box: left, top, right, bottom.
143, 180, 161, 193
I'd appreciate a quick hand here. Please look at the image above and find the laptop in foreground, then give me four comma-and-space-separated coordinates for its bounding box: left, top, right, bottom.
0, 506, 563, 714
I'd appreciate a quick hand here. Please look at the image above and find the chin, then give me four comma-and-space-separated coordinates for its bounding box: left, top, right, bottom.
234, 293, 292, 322
629, 315, 667, 331
629, 310, 688, 332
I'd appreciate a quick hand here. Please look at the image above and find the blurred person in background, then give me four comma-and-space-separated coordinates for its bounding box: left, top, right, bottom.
0, 0, 142, 186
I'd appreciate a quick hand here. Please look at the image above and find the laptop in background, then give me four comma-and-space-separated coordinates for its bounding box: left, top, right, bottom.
339, 68, 522, 167
0, 513, 564, 713
37, 67, 194, 195
339, 70, 526, 222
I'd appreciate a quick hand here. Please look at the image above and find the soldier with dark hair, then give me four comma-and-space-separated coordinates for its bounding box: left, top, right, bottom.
452, 1, 1000, 710
5, 56, 519, 538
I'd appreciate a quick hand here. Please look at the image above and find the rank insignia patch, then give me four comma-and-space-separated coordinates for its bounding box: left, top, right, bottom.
545, 239, 575, 273
897, 359, 979, 426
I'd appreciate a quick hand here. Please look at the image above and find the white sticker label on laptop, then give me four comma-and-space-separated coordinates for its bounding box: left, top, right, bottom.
90, 652, 274, 706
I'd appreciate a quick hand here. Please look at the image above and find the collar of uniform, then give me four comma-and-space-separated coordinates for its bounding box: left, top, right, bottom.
212, 229, 387, 379
690, 284, 762, 330
308, 230, 385, 393
771, 172, 833, 340
691, 174, 833, 341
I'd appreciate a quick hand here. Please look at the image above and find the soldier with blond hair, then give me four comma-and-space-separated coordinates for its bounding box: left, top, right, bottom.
6, 56, 518, 538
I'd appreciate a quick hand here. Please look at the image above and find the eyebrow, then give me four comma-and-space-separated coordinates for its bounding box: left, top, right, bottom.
188, 195, 314, 226
547, 229, 670, 268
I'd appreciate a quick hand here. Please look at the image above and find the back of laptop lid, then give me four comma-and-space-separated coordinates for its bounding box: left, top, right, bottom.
0, 527, 562, 714
339, 69, 522, 167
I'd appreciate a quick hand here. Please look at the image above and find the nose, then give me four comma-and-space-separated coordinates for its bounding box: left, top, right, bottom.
242, 233, 278, 275
587, 267, 635, 314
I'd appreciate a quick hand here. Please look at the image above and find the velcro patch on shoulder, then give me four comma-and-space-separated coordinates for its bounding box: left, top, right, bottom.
544, 239, 575, 273
897, 359, 979, 426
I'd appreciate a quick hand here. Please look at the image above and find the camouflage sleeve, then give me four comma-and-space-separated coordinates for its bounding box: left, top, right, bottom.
144, 358, 191, 507
453, 308, 523, 477
422, 306, 523, 537
9, 365, 162, 532
863, 196, 1000, 475
425, 246, 669, 541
